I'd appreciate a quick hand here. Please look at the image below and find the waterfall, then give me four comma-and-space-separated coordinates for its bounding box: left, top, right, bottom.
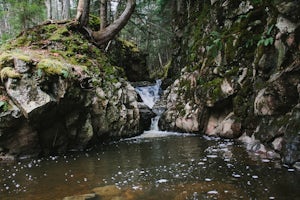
150, 108, 164, 131
135, 80, 163, 132
135, 80, 162, 109
131, 81, 194, 139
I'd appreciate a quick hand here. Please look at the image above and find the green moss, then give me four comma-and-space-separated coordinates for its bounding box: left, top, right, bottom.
0, 52, 13, 69
202, 78, 223, 100
1, 21, 127, 88
49, 27, 69, 41
37, 59, 69, 77
42, 24, 58, 32
13, 36, 32, 48
0, 51, 32, 69
233, 79, 255, 124
0, 67, 22, 81
118, 39, 139, 53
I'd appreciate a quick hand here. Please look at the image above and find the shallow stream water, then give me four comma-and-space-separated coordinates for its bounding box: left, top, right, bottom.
1, 131, 300, 200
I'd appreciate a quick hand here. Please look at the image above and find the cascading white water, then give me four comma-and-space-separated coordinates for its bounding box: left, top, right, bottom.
135, 80, 163, 132
149, 108, 164, 131
127, 80, 191, 140
133, 80, 190, 138
135, 80, 162, 109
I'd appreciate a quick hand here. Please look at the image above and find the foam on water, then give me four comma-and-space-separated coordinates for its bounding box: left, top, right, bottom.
128, 130, 195, 140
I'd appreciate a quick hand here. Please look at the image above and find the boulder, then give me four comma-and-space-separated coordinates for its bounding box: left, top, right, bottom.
206, 112, 241, 139
63, 193, 98, 200
0, 22, 143, 158
254, 61, 300, 116
92, 185, 122, 200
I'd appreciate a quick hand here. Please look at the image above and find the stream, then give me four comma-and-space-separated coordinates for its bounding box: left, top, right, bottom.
1, 81, 300, 200
1, 135, 300, 199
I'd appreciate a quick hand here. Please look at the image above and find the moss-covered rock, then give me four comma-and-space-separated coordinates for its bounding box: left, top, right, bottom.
0, 21, 144, 158
108, 39, 150, 82
0, 67, 22, 82
37, 59, 70, 77
159, 0, 300, 164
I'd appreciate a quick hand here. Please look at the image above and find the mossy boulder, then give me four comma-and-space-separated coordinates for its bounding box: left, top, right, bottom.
0, 22, 143, 158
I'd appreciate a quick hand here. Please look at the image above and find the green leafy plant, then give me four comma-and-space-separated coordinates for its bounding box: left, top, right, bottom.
0, 98, 9, 112
257, 25, 274, 47
206, 31, 223, 58
257, 37, 274, 46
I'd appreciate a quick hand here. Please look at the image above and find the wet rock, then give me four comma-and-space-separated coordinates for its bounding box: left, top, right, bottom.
282, 134, 300, 166
254, 61, 299, 116
238, 133, 265, 153
238, 133, 280, 159
138, 102, 155, 131
218, 113, 241, 138
272, 137, 284, 151
282, 105, 300, 166
78, 113, 94, 146
91, 81, 140, 138
63, 193, 98, 200
159, 71, 208, 133
254, 88, 277, 115
294, 162, 300, 171
92, 185, 122, 200
0, 153, 15, 162
206, 112, 241, 138
175, 102, 200, 132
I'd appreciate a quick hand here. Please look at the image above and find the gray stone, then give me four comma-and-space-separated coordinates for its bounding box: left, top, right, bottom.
276, 15, 297, 33
5, 77, 53, 119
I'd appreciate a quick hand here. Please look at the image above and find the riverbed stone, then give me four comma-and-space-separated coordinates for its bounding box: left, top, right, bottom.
92, 185, 122, 199
63, 193, 98, 200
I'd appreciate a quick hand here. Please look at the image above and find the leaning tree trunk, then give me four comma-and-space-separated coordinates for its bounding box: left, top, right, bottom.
76, 0, 135, 45
76, 0, 90, 27
100, 0, 107, 30
92, 0, 136, 45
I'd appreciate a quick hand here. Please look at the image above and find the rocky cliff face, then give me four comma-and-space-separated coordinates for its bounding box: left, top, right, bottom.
0, 22, 145, 159
159, 0, 300, 167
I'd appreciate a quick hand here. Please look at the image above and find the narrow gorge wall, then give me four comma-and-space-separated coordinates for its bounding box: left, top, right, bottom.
159, 0, 300, 167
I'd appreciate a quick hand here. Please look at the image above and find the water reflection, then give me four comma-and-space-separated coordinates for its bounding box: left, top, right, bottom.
1, 135, 300, 200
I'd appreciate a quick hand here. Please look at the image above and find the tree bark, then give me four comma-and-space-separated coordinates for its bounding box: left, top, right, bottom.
92, 0, 136, 45
61, 0, 70, 20
45, 0, 52, 19
76, 0, 90, 27
100, 0, 107, 30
